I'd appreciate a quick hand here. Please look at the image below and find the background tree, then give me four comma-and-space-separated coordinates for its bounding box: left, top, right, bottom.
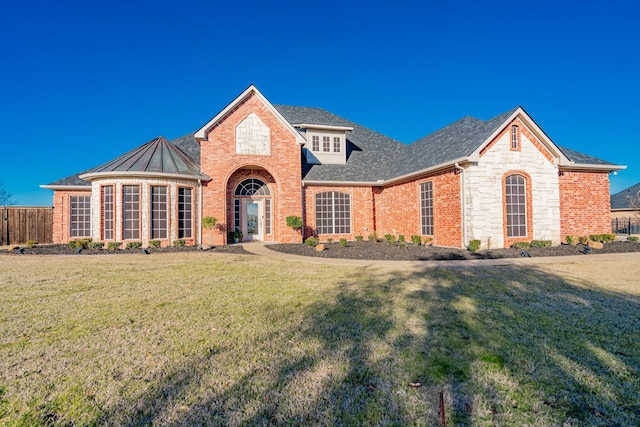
627, 189, 640, 217
0, 181, 16, 206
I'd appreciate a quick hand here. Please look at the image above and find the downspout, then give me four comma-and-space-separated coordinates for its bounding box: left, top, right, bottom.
198, 179, 202, 245
454, 163, 467, 248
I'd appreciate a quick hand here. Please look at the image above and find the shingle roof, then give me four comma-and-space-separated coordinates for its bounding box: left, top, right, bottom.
398, 108, 519, 177
274, 105, 407, 182
557, 146, 615, 166
44, 104, 621, 188
611, 183, 640, 209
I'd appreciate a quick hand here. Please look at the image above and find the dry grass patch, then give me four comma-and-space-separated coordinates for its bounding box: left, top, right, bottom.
1, 253, 639, 425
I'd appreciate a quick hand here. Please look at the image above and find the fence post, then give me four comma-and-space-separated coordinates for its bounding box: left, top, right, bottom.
630, 217, 632, 236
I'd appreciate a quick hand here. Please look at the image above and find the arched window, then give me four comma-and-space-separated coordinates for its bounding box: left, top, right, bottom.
315, 191, 351, 234
505, 174, 527, 237
234, 179, 270, 196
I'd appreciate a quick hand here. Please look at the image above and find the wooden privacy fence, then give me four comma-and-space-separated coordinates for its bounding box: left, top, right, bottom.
1, 207, 53, 246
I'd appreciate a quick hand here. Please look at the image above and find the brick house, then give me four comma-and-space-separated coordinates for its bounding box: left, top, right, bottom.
42, 85, 625, 249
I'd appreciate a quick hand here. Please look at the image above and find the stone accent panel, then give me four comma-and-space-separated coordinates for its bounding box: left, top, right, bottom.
236, 112, 270, 155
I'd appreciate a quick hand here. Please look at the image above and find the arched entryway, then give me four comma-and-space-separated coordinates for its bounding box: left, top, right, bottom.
232, 177, 272, 242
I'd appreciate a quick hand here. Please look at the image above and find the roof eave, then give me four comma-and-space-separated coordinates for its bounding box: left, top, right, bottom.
559, 164, 627, 172
79, 171, 211, 182
40, 184, 90, 191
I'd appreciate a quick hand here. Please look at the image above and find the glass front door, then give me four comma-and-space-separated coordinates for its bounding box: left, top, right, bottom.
242, 199, 263, 241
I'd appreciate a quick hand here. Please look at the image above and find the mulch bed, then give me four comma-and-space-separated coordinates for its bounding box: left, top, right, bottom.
1, 244, 253, 256
4, 241, 640, 261
268, 240, 640, 261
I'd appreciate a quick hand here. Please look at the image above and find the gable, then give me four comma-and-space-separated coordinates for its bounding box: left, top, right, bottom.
236, 113, 271, 155
194, 85, 304, 146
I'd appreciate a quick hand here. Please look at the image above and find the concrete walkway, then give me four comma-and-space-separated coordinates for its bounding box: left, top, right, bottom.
241, 243, 640, 268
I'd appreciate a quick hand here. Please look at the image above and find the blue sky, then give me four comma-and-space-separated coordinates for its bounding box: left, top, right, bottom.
1, 0, 638, 206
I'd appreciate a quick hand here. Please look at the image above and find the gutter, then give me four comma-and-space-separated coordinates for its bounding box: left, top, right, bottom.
198, 179, 203, 246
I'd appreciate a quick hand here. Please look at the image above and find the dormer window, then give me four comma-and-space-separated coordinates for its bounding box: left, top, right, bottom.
294, 123, 353, 165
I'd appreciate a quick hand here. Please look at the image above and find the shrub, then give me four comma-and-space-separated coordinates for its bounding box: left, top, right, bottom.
531, 240, 552, 248
384, 234, 396, 245
68, 239, 91, 250
410, 235, 422, 245
511, 241, 530, 249
305, 237, 319, 247
368, 232, 378, 242
339, 238, 347, 247
589, 233, 616, 243
126, 242, 143, 249
423, 237, 433, 246
149, 240, 161, 248
107, 242, 121, 251
468, 239, 481, 252
578, 236, 589, 245
355, 235, 364, 242
565, 235, 574, 245
25, 240, 37, 248
87, 242, 104, 250
398, 235, 405, 243
173, 239, 186, 247
628, 236, 639, 242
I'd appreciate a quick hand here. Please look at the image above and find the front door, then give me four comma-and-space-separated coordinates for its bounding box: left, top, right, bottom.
242, 199, 263, 241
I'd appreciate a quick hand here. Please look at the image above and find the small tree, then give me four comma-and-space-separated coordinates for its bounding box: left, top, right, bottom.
202, 216, 217, 245
0, 181, 16, 206
286, 215, 303, 242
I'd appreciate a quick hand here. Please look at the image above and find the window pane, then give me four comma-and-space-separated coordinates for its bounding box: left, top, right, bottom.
420, 182, 433, 235
178, 187, 192, 239
123, 186, 140, 240
151, 186, 168, 239
506, 175, 527, 237
315, 191, 351, 234
70, 195, 91, 238
102, 186, 114, 240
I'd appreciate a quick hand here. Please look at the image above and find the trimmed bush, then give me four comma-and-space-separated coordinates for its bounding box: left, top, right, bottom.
565, 235, 575, 245
423, 237, 433, 246
355, 235, 364, 242
511, 241, 530, 249
410, 235, 422, 245
368, 232, 378, 242
384, 234, 396, 245
87, 242, 104, 250
531, 240, 552, 248
25, 240, 37, 248
107, 242, 122, 251
339, 238, 347, 247
126, 242, 142, 249
468, 239, 481, 252
628, 236, 639, 242
173, 239, 186, 247
578, 236, 589, 245
149, 240, 161, 248
305, 237, 319, 247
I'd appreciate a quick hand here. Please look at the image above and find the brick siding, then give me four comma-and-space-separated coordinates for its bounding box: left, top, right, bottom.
559, 171, 612, 239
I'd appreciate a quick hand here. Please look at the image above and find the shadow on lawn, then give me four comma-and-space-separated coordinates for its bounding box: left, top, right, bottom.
103, 265, 640, 426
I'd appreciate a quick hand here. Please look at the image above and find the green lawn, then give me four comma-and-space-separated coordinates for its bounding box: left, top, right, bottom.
1, 253, 639, 426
